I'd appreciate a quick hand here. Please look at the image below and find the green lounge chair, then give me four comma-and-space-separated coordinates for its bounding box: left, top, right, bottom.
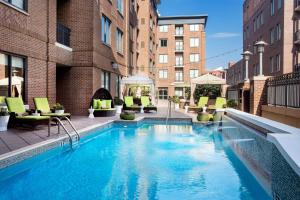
141, 96, 157, 112
0, 96, 6, 104
5, 97, 50, 131
188, 96, 209, 112
208, 97, 227, 110
33, 97, 71, 118
123, 96, 141, 112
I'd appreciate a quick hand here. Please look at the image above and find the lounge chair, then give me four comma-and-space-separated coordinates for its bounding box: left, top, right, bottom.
90, 88, 116, 117
141, 96, 157, 112
0, 96, 6, 104
208, 97, 227, 110
123, 96, 142, 112
5, 97, 50, 131
33, 97, 71, 119
188, 96, 209, 112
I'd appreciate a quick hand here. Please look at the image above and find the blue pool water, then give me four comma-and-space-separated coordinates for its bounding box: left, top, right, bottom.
0, 122, 271, 200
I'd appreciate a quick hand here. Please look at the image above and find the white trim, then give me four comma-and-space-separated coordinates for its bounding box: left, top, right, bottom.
55, 42, 73, 52
0, 0, 29, 16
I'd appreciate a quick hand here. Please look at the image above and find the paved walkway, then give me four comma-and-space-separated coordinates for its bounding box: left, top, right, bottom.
0, 107, 193, 155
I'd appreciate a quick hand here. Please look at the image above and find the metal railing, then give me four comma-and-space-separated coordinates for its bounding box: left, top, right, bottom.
57, 23, 71, 47
267, 72, 300, 108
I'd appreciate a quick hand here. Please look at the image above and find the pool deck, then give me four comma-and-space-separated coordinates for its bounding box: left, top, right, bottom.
0, 107, 193, 156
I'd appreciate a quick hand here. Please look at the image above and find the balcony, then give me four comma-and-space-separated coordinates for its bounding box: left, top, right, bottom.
295, 0, 300, 12
57, 23, 71, 47
175, 47, 184, 53
174, 65, 184, 68
294, 30, 300, 45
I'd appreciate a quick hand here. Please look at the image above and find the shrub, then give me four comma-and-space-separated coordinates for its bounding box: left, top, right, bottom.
52, 103, 64, 111
194, 85, 221, 103
114, 97, 124, 106
171, 96, 180, 104
227, 99, 237, 108
120, 112, 135, 120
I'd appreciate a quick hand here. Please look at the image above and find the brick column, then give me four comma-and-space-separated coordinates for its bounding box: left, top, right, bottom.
250, 76, 269, 115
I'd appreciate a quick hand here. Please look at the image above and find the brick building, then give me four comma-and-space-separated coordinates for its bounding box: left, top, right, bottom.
156, 15, 207, 100
0, 0, 141, 115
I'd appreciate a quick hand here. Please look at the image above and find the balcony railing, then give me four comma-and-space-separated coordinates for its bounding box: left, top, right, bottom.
57, 23, 71, 47
295, 30, 300, 44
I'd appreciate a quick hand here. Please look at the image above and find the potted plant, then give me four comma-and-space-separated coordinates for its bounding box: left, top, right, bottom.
172, 96, 180, 110
114, 97, 124, 114
53, 103, 65, 114
0, 108, 10, 131
227, 99, 238, 109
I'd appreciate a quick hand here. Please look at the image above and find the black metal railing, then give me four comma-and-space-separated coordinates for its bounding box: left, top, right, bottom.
57, 23, 71, 47
267, 72, 300, 108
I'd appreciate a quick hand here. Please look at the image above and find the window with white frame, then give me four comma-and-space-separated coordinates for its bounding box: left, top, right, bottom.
270, 27, 275, 44
158, 88, 168, 100
159, 54, 168, 63
190, 54, 200, 62
159, 70, 168, 79
175, 88, 184, 97
190, 69, 199, 78
4, 0, 27, 10
276, 23, 281, 41
270, 56, 275, 73
160, 39, 168, 47
175, 55, 183, 66
159, 25, 168, 32
101, 15, 111, 45
175, 70, 183, 82
276, 54, 281, 72
101, 71, 110, 90
175, 40, 183, 51
117, 0, 124, 15
190, 38, 199, 47
175, 26, 184, 36
278, 0, 282, 10
190, 24, 199, 32
116, 28, 123, 53
270, 0, 275, 16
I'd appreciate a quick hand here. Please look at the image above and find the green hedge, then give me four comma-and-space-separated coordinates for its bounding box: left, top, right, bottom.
120, 112, 135, 120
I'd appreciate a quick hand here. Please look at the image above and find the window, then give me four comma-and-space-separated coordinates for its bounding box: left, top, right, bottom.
270, 27, 275, 44
276, 24, 281, 41
253, 19, 256, 32
175, 88, 184, 97
159, 70, 168, 79
149, 40, 153, 52
3, 0, 27, 11
190, 38, 199, 47
158, 88, 168, 100
175, 55, 183, 66
278, 0, 282, 10
116, 29, 123, 53
190, 69, 199, 78
175, 70, 183, 82
276, 54, 281, 72
270, 0, 275, 16
159, 55, 168, 63
101, 15, 111, 45
116, 76, 121, 97
160, 39, 168, 47
101, 71, 110, 90
175, 40, 183, 51
190, 24, 199, 32
175, 26, 184, 36
270, 56, 275, 73
260, 12, 264, 25
0, 53, 25, 99
159, 25, 168, 32
117, 0, 124, 15
190, 54, 200, 62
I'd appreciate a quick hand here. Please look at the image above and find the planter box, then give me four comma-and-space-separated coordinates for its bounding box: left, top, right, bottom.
0, 116, 10, 131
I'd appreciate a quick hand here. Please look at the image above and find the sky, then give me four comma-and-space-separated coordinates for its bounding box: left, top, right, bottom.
158, 0, 244, 70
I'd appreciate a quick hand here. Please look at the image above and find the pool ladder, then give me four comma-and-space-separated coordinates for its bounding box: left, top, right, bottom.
50, 117, 80, 148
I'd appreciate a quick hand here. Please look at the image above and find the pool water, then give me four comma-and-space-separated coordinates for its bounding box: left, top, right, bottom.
0, 122, 271, 200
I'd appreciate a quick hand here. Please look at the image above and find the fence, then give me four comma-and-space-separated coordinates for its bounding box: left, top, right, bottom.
267, 72, 300, 108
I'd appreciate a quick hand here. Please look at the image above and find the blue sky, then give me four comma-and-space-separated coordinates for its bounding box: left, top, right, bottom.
158, 0, 244, 70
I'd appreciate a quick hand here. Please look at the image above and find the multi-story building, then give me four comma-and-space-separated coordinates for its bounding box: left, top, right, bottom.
0, 0, 139, 115
156, 15, 207, 100
136, 0, 160, 78
294, 0, 300, 72
243, 0, 294, 77
208, 67, 226, 79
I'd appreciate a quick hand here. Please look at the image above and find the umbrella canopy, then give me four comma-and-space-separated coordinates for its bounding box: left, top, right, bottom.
191, 73, 226, 85
0, 76, 24, 86
121, 74, 154, 85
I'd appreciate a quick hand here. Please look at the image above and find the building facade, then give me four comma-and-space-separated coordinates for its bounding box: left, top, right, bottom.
0, 0, 142, 115
243, 0, 294, 77
156, 15, 207, 100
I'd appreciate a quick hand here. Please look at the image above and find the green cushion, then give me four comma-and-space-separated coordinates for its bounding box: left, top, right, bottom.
215, 97, 227, 109
6, 97, 26, 115
93, 99, 101, 109
124, 96, 134, 107
97, 100, 102, 109
16, 115, 50, 121
0, 96, 6, 104
197, 96, 209, 107
141, 96, 150, 107
34, 98, 51, 113
102, 100, 112, 109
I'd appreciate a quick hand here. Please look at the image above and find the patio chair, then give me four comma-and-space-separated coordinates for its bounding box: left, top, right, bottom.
188, 96, 209, 112
5, 97, 50, 131
0, 96, 6, 104
90, 88, 116, 117
33, 97, 71, 119
208, 97, 227, 110
141, 96, 157, 112
123, 96, 141, 112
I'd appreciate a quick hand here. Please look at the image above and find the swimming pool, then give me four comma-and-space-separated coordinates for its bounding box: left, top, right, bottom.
0, 120, 279, 200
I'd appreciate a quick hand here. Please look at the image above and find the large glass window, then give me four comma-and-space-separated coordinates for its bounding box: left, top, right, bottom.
0, 53, 25, 99
175, 26, 184, 36
159, 54, 168, 64
116, 28, 123, 53
190, 54, 200, 62
101, 15, 111, 45
117, 0, 124, 15
159, 70, 168, 79
158, 88, 168, 100
116, 75, 121, 97
190, 24, 199, 32
4, 0, 27, 11
175, 40, 183, 51
190, 38, 199, 47
270, 0, 275, 16
160, 39, 168, 47
175, 55, 183, 66
175, 70, 183, 82
101, 71, 110, 90
159, 25, 168, 32
190, 69, 199, 78
175, 88, 183, 97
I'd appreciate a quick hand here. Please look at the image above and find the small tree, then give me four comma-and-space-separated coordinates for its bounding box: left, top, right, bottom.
193, 85, 221, 103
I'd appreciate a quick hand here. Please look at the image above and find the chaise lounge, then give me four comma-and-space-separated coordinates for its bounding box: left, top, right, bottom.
123, 96, 142, 112
90, 88, 116, 117
208, 97, 227, 110
141, 96, 157, 112
5, 97, 51, 131
188, 96, 209, 112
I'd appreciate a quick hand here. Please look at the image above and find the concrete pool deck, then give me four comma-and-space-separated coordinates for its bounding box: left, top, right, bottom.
0, 107, 192, 156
